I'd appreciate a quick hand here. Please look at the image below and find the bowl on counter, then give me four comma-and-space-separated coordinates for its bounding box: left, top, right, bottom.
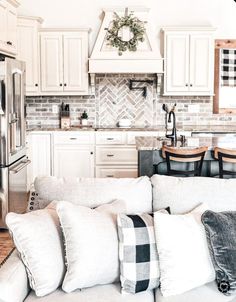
117, 119, 132, 128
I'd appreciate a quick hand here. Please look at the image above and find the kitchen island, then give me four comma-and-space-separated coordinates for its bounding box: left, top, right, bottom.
136, 136, 236, 177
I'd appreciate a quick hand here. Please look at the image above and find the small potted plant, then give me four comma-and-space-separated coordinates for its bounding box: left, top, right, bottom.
81, 110, 88, 126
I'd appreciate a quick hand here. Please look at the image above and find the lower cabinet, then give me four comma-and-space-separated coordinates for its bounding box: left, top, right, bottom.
28, 130, 193, 184
53, 145, 94, 178
96, 166, 138, 178
27, 133, 52, 186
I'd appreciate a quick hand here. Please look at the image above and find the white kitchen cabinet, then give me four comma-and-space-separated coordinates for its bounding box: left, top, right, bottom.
0, 1, 8, 52
163, 27, 215, 96
17, 16, 43, 95
40, 29, 89, 95
189, 34, 214, 93
63, 32, 89, 92
40, 32, 63, 92
53, 132, 95, 178
96, 146, 137, 165
54, 145, 94, 178
27, 133, 52, 185
96, 131, 126, 145
0, 0, 19, 56
96, 166, 138, 178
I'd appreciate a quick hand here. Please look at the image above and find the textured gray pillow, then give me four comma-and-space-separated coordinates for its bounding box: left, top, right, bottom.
202, 210, 236, 295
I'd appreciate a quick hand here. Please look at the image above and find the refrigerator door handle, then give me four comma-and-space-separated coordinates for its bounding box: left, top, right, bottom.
9, 159, 31, 174
0, 80, 5, 115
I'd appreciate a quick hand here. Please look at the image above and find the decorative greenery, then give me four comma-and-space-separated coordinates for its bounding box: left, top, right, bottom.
81, 110, 88, 119
106, 13, 146, 56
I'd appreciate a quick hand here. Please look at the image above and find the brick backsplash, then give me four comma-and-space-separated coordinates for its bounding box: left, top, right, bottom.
26, 74, 236, 128
26, 96, 96, 127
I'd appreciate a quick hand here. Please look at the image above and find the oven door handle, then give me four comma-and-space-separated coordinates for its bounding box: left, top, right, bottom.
10, 159, 31, 174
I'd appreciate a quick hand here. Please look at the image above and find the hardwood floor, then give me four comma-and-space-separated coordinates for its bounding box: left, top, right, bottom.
0, 230, 14, 264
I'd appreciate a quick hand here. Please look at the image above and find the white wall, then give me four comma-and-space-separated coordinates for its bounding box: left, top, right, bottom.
18, 0, 236, 53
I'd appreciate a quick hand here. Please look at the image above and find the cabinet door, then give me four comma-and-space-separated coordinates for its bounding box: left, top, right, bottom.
96, 146, 137, 165
54, 145, 94, 178
6, 3, 17, 54
189, 34, 214, 94
63, 32, 88, 93
28, 134, 52, 185
17, 19, 40, 93
0, 1, 7, 51
165, 33, 190, 93
40, 33, 64, 92
96, 166, 138, 178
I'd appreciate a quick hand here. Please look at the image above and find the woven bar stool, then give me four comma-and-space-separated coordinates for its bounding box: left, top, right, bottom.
161, 145, 208, 177
214, 147, 236, 178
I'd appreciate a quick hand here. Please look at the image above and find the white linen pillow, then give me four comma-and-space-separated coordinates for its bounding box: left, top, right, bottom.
6, 202, 65, 297
154, 204, 215, 297
57, 200, 126, 293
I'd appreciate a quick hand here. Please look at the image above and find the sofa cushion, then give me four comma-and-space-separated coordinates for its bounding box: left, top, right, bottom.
154, 204, 215, 297
202, 210, 236, 295
155, 281, 234, 302
25, 283, 154, 302
0, 250, 30, 302
57, 200, 126, 293
34, 176, 152, 214
117, 208, 169, 294
151, 175, 236, 214
6, 203, 65, 297
118, 213, 159, 294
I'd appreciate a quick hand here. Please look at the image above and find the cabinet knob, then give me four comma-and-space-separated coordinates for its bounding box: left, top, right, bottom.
190, 84, 193, 87
7, 41, 12, 45
60, 83, 63, 87
185, 84, 188, 87
64, 83, 67, 87
90, 152, 93, 155
35, 83, 38, 87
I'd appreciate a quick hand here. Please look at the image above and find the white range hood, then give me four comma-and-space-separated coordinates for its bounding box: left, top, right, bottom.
89, 7, 164, 75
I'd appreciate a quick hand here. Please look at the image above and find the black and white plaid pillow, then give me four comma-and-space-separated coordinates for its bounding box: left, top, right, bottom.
117, 213, 160, 294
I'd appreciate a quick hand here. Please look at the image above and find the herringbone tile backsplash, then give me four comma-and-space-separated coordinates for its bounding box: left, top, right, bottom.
96, 75, 156, 126
26, 74, 236, 127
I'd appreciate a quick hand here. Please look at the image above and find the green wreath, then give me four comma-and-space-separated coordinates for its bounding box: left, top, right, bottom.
106, 13, 146, 56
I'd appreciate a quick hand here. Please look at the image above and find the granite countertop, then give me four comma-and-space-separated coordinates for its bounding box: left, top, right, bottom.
136, 136, 236, 151
26, 124, 236, 133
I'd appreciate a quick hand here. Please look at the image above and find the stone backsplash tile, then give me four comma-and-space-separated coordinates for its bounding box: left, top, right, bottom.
26, 74, 236, 128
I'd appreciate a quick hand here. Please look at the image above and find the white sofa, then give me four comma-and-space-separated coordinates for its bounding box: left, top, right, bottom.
1, 175, 236, 302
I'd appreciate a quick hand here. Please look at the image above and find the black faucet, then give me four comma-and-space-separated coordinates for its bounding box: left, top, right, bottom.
164, 104, 177, 143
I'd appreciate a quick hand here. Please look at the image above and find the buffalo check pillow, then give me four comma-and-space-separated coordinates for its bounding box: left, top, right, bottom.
117, 209, 169, 294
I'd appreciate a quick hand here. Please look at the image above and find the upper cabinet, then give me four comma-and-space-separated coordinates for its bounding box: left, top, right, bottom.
0, 0, 19, 56
163, 27, 215, 96
40, 30, 89, 95
17, 16, 43, 95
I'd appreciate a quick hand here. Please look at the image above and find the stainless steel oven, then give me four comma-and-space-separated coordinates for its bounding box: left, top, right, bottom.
0, 58, 29, 228
0, 156, 30, 227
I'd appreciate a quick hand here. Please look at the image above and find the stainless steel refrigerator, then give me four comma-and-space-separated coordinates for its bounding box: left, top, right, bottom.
0, 58, 30, 228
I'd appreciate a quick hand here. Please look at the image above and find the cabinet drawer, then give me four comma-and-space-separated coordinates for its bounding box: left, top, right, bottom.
96, 131, 126, 145
53, 132, 95, 145
127, 131, 160, 144
96, 147, 137, 165
96, 166, 138, 178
